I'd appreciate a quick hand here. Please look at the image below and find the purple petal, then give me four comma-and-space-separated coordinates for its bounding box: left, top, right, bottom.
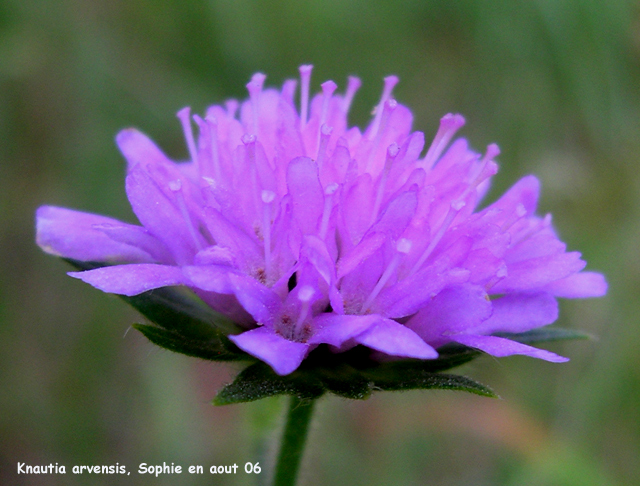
474, 292, 558, 334
94, 222, 173, 263
493, 252, 586, 293
451, 334, 568, 363
371, 188, 417, 238
287, 156, 324, 234
201, 207, 264, 273
490, 175, 540, 216
182, 265, 235, 294
36, 206, 154, 263
355, 318, 438, 359
506, 231, 566, 262
308, 314, 382, 347
230, 327, 309, 375
68, 264, 186, 296
341, 173, 374, 245
336, 232, 386, 279
302, 236, 344, 314
542, 272, 608, 298
126, 164, 198, 265
193, 290, 255, 327
116, 128, 174, 171
375, 261, 470, 318
405, 284, 492, 343
227, 273, 282, 326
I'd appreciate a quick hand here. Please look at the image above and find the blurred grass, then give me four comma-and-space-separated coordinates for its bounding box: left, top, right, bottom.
1, 0, 639, 484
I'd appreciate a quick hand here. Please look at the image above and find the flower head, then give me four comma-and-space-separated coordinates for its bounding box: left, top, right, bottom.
37, 66, 607, 375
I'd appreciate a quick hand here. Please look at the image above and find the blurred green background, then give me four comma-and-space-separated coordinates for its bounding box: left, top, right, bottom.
1, 0, 638, 484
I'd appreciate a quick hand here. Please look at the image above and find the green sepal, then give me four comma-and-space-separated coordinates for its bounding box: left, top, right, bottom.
214, 362, 326, 405
497, 327, 592, 344
419, 342, 482, 372
133, 323, 247, 362
63, 258, 240, 337
361, 362, 497, 397
62, 257, 587, 403
315, 362, 373, 400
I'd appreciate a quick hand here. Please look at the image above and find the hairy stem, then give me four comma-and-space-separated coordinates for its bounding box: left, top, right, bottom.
272, 396, 316, 486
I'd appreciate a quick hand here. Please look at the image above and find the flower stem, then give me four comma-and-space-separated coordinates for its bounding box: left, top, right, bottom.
273, 396, 316, 486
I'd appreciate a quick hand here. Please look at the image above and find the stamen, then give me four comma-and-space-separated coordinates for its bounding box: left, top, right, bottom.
282, 79, 298, 106
242, 134, 262, 216
204, 115, 222, 182
319, 183, 339, 240
409, 200, 462, 276
485, 262, 508, 291
501, 203, 527, 232
361, 238, 412, 313
342, 76, 361, 114
511, 213, 552, 247
190, 115, 208, 179
422, 113, 466, 170
246, 72, 266, 136
169, 179, 204, 251
319, 81, 337, 132
225, 99, 238, 119
176, 107, 199, 167
316, 124, 333, 170
261, 190, 276, 279
365, 98, 397, 172
368, 75, 399, 141
371, 143, 400, 226
294, 285, 315, 337
241, 133, 257, 145
299, 65, 313, 131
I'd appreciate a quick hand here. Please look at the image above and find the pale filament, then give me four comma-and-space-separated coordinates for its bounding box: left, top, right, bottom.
361, 238, 412, 314
299, 65, 313, 132
169, 179, 204, 251
177, 107, 200, 168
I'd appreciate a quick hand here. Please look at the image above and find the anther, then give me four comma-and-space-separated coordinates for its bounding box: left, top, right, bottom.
342, 76, 362, 114
242, 133, 257, 145
422, 113, 466, 169
365, 99, 397, 172
246, 73, 266, 136
371, 142, 400, 225
299, 65, 313, 131
176, 107, 199, 167
467, 143, 500, 186
319, 81, 337, 130
368, 75, 399, 141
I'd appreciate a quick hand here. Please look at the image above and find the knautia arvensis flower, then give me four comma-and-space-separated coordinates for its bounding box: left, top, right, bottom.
36, 66, 606, 376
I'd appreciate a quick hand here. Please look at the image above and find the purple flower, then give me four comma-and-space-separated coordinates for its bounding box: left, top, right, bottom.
36, 66, 607, 375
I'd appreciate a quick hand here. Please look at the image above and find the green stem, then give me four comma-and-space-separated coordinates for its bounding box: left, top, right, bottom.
272, 396, 316, 486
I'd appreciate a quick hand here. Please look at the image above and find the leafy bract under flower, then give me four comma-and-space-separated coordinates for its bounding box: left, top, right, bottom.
36, 66, 607, 376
